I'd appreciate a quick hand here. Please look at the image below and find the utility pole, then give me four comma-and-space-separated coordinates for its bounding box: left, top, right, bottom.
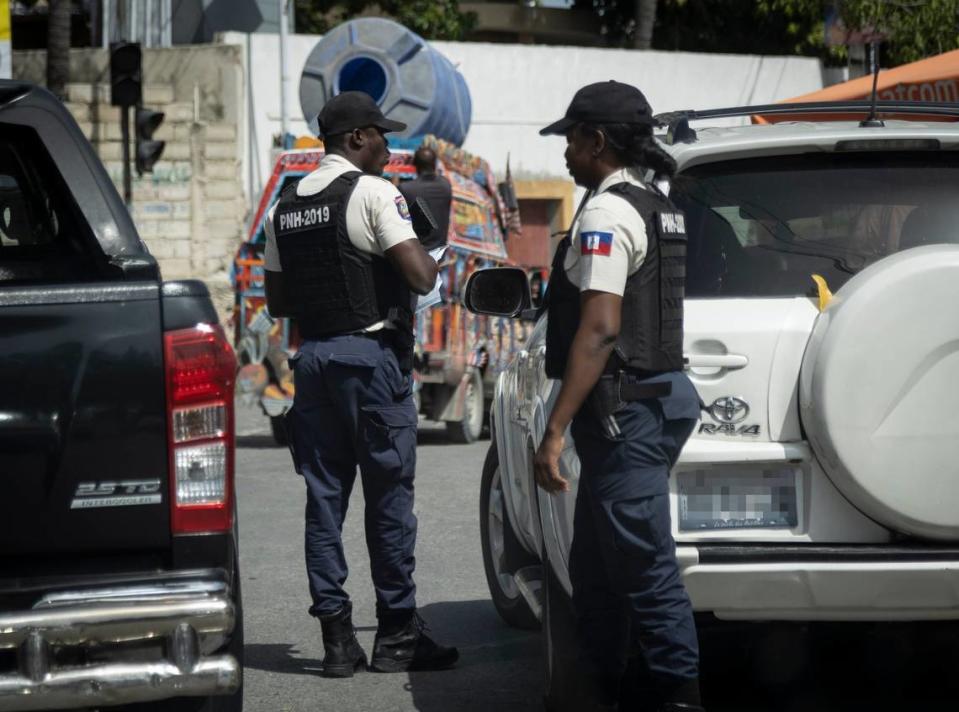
110, 42, 145, 209
46, 0, 71, 98
279, 0, 290, 146
120, 105, 132, 205
633, 0, 658, 50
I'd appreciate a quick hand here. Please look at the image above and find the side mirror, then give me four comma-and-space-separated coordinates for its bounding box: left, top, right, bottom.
464, 267, 532, 318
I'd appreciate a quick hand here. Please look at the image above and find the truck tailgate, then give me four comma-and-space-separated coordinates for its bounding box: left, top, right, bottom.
0, 281, 170, 555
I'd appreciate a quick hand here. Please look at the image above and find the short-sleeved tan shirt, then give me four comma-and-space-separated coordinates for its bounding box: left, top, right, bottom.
563, 167, 650, 295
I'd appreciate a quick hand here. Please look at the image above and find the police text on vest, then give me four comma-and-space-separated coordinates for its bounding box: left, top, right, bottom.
279, 205, 332, 232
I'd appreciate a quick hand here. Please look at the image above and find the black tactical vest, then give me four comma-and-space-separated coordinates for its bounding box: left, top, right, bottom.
273, 171, 413, 337
544, 182, 686, 379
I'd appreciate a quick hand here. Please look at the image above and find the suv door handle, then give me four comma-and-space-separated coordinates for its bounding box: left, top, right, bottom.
684, 353, 749, 369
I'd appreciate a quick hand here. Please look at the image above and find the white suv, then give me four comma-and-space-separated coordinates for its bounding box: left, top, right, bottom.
466, 102, 959, 706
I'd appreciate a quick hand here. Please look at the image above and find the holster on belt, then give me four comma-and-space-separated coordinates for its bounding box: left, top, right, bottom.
588, 371, 672, 421
383, 327, 415, 374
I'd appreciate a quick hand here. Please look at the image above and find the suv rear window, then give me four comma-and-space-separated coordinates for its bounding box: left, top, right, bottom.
0, 124, 102, 283
673, 152, 959, 298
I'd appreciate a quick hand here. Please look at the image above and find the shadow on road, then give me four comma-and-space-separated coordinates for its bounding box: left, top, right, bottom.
244, 642, 324, 676
243, 600, 542, 711
404, 599, 542, 712
695, 620, 959, 712
413, 427, 462, 447
415, 425, 492, 447
235, 428, 491, 450
236, 434, 283, 449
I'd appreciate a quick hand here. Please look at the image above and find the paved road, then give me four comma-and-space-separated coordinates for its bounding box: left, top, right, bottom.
235, 404, 958, 712
236, 405, 541, 712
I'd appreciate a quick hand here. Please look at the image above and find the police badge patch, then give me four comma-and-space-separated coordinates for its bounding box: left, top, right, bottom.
395, 196, 411, 221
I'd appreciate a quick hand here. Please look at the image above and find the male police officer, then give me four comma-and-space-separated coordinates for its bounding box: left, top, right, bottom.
264, 91, 458, 677
398, 146, 452, 251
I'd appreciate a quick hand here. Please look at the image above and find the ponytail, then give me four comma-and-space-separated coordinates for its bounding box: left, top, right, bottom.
582, 122, 677, 178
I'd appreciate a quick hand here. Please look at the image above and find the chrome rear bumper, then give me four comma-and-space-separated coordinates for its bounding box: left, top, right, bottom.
0, 578, 239, 711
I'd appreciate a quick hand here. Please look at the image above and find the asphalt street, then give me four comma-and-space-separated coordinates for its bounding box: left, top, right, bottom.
234, 404, 958, 712
235, 405, 541, 712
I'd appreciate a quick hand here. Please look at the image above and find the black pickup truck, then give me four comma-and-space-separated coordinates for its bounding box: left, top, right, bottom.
0, 82, 242, 710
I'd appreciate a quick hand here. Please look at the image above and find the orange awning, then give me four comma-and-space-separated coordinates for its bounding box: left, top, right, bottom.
754, 49, 959, 123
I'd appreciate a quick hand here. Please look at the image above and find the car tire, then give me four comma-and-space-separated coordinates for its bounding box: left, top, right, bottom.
446, 368, 484, 443
269, 415, 288, 446
542, 548, 582, 712
479, 443, 539, 630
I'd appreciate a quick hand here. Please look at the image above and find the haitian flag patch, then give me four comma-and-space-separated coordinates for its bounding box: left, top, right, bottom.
580, 230, 613, 256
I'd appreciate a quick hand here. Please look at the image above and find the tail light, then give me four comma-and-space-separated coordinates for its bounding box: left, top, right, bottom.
164, 323, 236, 534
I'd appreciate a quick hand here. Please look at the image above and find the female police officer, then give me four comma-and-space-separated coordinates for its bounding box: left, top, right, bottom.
535, 81, 704, 712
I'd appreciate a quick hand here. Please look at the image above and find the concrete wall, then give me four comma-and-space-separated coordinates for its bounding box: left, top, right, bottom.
13, 44, 245, 319
224, 30, 825, 200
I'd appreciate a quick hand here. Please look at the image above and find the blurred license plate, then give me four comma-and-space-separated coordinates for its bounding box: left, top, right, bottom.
678, 468, 799, 531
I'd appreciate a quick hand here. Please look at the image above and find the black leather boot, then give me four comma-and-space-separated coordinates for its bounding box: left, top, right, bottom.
318, 602, 367, 678
657, 676, 704, 712
369, 610, 459, 672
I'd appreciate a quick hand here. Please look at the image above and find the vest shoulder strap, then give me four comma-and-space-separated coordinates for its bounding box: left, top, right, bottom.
605, 181, 672, 212
278, 177, 301, 202
605, 181, 687, 242
281, 170, 363, 205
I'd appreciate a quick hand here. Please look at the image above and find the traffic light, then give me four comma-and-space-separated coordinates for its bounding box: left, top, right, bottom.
135, 107, 166, 175
110, 42, 142, 107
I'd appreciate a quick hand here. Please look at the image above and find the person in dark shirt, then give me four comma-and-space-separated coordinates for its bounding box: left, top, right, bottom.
399, 146, 452, 250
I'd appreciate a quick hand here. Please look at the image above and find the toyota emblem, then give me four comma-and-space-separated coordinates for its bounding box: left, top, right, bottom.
708, 396, 749, 424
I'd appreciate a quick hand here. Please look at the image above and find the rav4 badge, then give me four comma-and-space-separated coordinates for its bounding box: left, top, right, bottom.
700, 397, 760, 437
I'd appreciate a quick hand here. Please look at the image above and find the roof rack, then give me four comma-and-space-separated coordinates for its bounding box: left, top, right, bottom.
656, 101, 959, 145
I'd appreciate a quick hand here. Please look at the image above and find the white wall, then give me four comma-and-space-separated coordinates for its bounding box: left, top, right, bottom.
222, 31, 824, 200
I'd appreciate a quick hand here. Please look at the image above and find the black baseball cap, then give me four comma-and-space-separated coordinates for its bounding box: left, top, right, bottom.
317, 91, 406, 137
540, 81, 656, 135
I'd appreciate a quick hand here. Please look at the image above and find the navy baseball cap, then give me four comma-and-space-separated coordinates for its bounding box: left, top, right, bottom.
317, 91, 406, 137
540, 81, 656, 135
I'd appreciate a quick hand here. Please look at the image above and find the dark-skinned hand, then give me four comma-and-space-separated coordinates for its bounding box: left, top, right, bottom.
533, 430, 569, 493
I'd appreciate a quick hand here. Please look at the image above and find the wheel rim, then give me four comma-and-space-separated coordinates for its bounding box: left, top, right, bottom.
464, 373, 484, 438
488, 464, 520, 600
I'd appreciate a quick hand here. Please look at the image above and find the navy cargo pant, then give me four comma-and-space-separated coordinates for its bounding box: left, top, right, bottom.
286, 332, 418, 619
569, 370, 701, 694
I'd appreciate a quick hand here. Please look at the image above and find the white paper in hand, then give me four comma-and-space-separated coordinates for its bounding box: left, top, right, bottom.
416, 246, 448, 313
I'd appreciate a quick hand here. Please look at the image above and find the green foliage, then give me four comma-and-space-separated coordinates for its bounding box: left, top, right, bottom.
391, 0, 477, 39
654, 0, 823, 55
570, 0, 636, 46
759, 0, 959, 65
574, 0, 958, 64
574, 0, 825, 52
293, 0, 476, 41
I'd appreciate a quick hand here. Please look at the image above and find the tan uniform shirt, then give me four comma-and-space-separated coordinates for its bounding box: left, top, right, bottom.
563, 167, 650, 295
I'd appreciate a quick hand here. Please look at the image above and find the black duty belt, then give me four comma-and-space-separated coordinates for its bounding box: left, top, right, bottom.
620, 380, 672, 400
589, 371, 672, 422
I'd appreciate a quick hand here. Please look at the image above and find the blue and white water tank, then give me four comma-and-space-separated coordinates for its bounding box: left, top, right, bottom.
298, 18, 472, 147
